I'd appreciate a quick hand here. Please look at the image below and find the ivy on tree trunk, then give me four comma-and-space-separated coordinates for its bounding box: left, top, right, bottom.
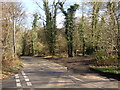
43, 1, 58, 56
59, 2, 79, 57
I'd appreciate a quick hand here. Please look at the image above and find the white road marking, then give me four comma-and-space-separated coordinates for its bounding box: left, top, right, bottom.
26, 82, 32, 86
15, 74, 22, 87
15, 74, 18, 77
15, 76, 20, 79
25, 78, 30, 82
16, 79, 20, 82
21, 71, 26, 76
23, 76, 27, 78
16, 83, 22, 87
21, 71, 32, 87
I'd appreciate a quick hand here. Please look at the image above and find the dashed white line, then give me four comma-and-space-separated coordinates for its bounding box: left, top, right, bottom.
16, 79, 20, 83
16, 82, 22, 87
21, 71, 26, 76
25, 78, 30, 82
21, 71, 32, 87
26, 82, 32, 86
15, 74, 19, 77
15, 74, 22, 87
15, 76, 20, 79
15, 74, 19, 79
23, 76, 27, 78
15, 71, 33, 87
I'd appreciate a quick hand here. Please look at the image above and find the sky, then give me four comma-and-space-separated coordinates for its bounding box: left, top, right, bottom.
22, 0, 96, 29
22, 0, 85, 29
1, 0, 118, 29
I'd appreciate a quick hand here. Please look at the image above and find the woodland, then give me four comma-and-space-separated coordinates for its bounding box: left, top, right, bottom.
1, 1, 120, 78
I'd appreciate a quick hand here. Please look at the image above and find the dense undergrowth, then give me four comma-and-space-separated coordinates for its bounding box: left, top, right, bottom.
2, 57, 23, 79
89, 50, 120, 75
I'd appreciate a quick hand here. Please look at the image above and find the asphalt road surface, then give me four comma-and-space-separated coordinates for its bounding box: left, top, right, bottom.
2, 56, 119, 89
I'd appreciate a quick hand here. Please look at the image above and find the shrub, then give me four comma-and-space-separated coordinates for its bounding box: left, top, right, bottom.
94, 49, 107, 60
93, 50, 118, 66
2, 57, 23, 76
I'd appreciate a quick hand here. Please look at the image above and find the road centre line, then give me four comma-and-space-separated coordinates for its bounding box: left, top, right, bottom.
25, 78, 30, 82
23, 75, 28, 78
15, 76, 20, 79
26, 82, 32, 86
16, 83, 22, 87
21, 71, 26, 76
15, 74, 22, 87
15, 74, 18, 77
21, 71, 32, 86
15, 74, 20, 79
16, 79, 20, 83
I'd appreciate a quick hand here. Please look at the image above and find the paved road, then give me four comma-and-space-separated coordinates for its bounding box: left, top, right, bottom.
2, 56, 119, 89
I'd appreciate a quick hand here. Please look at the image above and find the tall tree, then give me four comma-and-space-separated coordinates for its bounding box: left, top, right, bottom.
107, 2, 120, 68
32, 13, 39, 55
2, 2, 25, 58
59, 2, 79, 57
43, 0, 58, 55
78, 3, 85, 56
91, 2, 101, 50
117, 2, 120, 68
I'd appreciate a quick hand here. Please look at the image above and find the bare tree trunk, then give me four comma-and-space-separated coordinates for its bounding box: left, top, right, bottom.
0, 2, 2, 63
67, 41, 73, 57
13, 18, 16, 57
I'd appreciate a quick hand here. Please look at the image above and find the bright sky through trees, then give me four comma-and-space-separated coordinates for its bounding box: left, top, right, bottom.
22, 0, 83, 29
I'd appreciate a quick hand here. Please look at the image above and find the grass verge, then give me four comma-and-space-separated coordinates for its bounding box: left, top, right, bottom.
90, 65, 120, 74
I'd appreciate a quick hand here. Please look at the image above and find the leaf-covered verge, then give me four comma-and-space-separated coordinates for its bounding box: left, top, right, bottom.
1, 57, 23, 79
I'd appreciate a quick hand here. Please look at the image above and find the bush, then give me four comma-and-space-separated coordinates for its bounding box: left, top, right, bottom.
2, 57, 23, 77
93, 50, 118, 66
94, 49, 107, 60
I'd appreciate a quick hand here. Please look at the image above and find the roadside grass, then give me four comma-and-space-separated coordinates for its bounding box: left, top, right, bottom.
90, 65, 120, 74
2, 57, 23, 79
